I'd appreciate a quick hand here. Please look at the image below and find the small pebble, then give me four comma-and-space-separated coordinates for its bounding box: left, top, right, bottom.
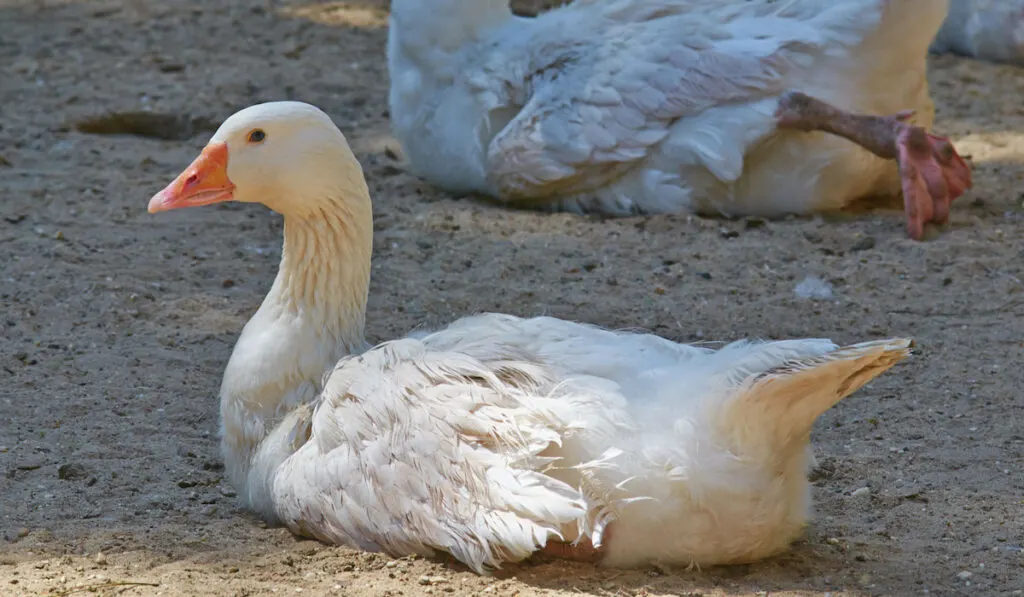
94, 552, 107, 565
956, 571, 973, 581
58, 462, 90, 481
850, 235, 876, 251
850, 487, 871, 498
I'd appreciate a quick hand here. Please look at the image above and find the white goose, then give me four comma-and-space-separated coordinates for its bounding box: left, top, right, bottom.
387, 0, 972, 240
148, 102, 913, 572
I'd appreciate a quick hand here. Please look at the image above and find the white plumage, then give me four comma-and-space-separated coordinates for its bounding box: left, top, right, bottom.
149, 102, 913, 573
387, 0, 958, 220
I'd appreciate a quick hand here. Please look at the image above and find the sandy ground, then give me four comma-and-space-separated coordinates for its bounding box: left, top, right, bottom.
1, 1, 1023, 596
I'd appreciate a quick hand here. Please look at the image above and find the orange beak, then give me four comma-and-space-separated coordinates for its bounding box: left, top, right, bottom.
148, 142, 235, 213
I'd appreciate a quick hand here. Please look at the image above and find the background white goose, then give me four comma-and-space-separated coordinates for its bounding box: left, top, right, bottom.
932, 0, 1024, 66
387, 0, 972, 240
148, 102, 913, 572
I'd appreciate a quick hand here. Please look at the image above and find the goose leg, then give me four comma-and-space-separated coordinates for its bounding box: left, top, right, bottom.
774, 91, 972, 240
538, 539, 604, 563
537, 525, 612, 564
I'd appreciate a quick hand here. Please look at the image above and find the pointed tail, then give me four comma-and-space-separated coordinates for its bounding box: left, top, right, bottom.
718, 337, 914, 458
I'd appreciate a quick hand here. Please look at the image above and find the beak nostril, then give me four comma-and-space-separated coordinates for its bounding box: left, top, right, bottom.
184, 173, 199, 187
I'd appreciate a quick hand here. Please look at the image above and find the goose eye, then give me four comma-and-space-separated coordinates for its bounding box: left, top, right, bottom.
247, 129, 266, 144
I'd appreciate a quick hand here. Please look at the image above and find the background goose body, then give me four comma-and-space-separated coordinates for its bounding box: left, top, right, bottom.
388, 0, 971, 238
150, 102, 913, 573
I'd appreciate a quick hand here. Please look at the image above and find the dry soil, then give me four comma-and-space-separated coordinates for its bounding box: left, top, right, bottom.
1, 1, 1023, 596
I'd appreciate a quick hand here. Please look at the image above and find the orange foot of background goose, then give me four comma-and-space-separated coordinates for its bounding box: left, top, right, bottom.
775, 91, 973, 240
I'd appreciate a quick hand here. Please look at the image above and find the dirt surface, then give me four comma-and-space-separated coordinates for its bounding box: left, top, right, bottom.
2, 1, 1023, 596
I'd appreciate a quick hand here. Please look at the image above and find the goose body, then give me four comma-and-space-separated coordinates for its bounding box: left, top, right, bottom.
149, 102, 913, 572
388, 0, 970, 238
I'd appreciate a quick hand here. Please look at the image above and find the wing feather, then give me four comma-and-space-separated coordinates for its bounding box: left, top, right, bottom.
476, 0, 888, 199
271, 337, 614, 572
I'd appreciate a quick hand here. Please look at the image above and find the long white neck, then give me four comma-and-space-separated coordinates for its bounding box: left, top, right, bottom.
218, 183, 373, 520
267, 206, 372, 340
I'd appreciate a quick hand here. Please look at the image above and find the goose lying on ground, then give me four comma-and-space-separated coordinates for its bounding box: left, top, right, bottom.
148, 101, 913, 572
387, 0, 972, 240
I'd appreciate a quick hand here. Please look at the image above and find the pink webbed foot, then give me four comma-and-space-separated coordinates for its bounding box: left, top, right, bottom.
893, 121, 973, 240
774, 91, 974, 240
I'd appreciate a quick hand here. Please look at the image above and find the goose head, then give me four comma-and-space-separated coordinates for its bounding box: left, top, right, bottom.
149, 101, 369, 220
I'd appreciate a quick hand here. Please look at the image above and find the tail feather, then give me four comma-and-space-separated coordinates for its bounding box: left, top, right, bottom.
720, 337, 913, 458
754, 337, 913, 397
